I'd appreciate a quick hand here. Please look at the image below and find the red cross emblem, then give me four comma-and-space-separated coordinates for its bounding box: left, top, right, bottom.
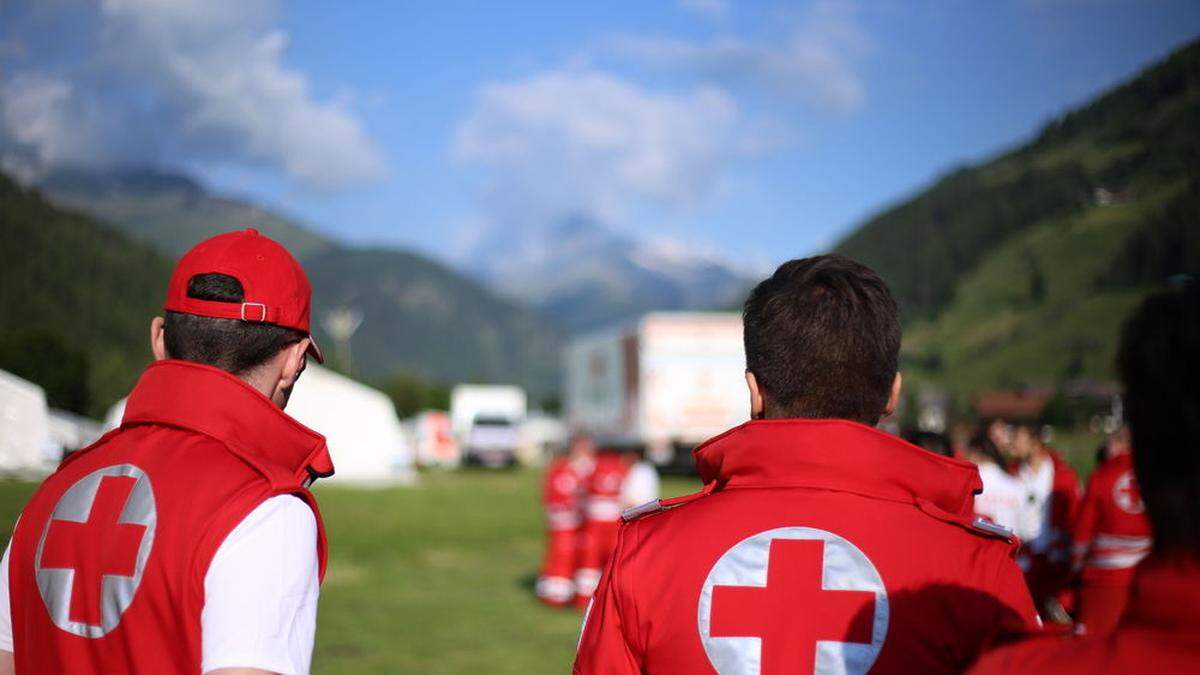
35, 465, 156, 638
698, 527, 888, 675
1113, 470, 1145, 515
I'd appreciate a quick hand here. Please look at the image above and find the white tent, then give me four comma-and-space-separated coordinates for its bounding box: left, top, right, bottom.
286, 364, 415, 486
47, 408, 105, 455
104, 365, 415, 486
0, 369, 59, 476
517, 414, 567, 467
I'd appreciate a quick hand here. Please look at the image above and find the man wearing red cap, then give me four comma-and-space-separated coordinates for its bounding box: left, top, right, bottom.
0, 229, 333, 675
574, 255, 1038, 675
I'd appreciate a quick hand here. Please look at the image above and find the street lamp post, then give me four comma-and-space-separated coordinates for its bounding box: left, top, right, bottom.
323, 307, 364, 377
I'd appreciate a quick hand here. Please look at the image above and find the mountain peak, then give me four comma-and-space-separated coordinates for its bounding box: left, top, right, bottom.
462, 216, 753, 333
40, 165, 204, 199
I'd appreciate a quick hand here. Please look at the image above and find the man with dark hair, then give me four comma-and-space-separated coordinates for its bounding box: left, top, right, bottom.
575, 254, 1037, 675
970, 281, 1200, 673
0, 229, 334, 675
162, 272, 312, 378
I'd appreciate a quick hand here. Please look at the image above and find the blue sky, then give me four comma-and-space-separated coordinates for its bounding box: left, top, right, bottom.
3, 1, 1199, 270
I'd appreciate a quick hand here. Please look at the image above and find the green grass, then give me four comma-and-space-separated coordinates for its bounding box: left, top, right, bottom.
0, 471, 701, 674
1051, 427, 1108, 478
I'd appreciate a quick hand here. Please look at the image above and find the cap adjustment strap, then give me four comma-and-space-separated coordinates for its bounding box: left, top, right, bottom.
240, 302, 268, 322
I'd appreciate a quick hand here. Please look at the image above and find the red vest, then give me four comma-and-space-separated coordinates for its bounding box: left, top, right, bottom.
7, 360, 334, 674
1072, 453, 1152, 584
584, 454, 629, 523
544, 457, 586, 531
575, 420, 1039, 675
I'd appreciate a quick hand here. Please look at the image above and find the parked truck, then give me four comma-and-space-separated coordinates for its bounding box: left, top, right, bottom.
564, 312, 748, 470
450, 384, 527, 468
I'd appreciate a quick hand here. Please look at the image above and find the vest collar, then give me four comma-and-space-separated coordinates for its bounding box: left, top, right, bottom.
122, 360, 334, 484
693, 419, 983, 516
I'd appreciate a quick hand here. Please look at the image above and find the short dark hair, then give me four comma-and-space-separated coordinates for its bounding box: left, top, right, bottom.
1012, 422, 1041, 439
163, 273, 307, 375
743, 254, 901, 425
969, 429, 1004, 466
1117, 280, 1200, 554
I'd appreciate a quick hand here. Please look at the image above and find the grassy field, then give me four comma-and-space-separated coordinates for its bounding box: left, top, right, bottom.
0, 470, 702, 674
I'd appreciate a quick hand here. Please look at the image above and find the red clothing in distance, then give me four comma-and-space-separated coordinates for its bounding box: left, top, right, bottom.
575, 453, 629, 608
1071, 453, 1152, 635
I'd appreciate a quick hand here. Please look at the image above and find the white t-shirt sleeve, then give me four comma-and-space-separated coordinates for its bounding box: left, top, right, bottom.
0, 538, 12, 652
201, 494, 320, 675
620, 462, 661, 509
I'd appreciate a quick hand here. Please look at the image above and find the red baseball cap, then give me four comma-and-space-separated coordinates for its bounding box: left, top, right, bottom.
164, 228, 324, 363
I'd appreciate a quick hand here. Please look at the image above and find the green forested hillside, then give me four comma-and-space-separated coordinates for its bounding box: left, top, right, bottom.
0, 175, 170, 415
837, 39, 1200, 395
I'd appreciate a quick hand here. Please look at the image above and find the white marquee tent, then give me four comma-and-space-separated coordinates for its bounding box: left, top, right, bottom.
286, 364, 415, 486
106, 364, 415, 486
0, 369, 59, 476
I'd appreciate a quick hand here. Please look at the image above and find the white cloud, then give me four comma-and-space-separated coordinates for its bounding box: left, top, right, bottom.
0, 74, 92, 182
606, 0, 871, 113
452, 70, 753, 229
678, 0, 730, 20
0, 0, 385, 189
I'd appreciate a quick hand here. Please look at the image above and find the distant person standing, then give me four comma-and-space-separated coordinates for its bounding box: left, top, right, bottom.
536, 434, 595, 607
1070, 427, 1151, 636
575, 255, 1037, 674
968, 431, 1024, 534
1010, 423, 1080, 622
970, 279, 1200, 673
573, 447, 630, 609
0, 229, 333, 675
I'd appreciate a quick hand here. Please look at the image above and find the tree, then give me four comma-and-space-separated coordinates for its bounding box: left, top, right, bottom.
0, 329, 90, 413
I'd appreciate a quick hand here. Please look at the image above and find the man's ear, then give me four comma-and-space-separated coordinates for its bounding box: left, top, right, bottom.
270, 338, 311, 409
883, 372, 903, 419
745, 371, 765, 420
150, 317, 168, 361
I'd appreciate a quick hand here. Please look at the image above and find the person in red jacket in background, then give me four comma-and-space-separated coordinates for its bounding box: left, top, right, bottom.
1070, 427, 1152, 636
575, 254, 1038, 675
573, 447, 630, 608
0, 229, 332, 675
536, 434, 595, 606
970, 278, 1200, 673
1010, 422, 1080, 624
